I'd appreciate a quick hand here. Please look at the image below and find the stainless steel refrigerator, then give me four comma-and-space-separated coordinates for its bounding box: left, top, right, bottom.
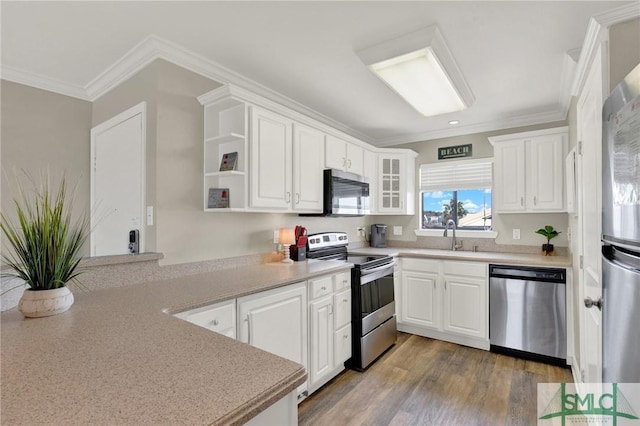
602, 63, 640, 383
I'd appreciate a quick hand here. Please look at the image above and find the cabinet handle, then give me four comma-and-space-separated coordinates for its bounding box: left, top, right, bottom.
286, 192, 291, 203
342, 157, 346, 167
212, 319, 219, 326
245, 315, 251, 343
348, 159, 352, 169
343, 298, 348, 303
295, 193, 300, 204
321, 286, 326, 290
533, 196, 537, 205
444, 281, 447, 290
433, 281, 436, 289
343, 334, 349, 339
520, 197, 524, 207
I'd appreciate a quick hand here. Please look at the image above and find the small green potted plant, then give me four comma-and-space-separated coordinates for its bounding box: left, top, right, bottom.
1, 174, 89, 317
535, 225, 561, 256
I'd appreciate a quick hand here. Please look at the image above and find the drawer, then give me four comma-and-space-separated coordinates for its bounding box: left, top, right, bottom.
175, 300, 236, 338
443, 261, 487, 278
334, 324, 352, 365
309, 275, 333, 300
401, 257, 440, 273
334, 271, 351, 291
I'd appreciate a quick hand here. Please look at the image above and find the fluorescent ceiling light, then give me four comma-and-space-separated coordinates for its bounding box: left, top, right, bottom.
358, 26, 474, 117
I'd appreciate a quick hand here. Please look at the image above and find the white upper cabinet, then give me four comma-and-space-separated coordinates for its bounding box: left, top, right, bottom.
199, 84, 417, 214
293, 123, 325, 212
250, 106, 293, 210
376, 151, 416, 215
325, 135, 364, 175
490, 127, 568, 213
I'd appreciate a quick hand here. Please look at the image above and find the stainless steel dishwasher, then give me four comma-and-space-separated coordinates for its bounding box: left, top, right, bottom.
489, 264, 566, 364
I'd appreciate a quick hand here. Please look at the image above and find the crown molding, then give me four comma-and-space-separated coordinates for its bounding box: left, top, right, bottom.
376, 107, 567, 147
1, 65, 90, 100
87, 35, 375, 144
570, 2, 640, 97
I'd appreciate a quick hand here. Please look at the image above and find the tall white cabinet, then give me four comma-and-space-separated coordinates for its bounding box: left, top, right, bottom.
490, 127, 568, 213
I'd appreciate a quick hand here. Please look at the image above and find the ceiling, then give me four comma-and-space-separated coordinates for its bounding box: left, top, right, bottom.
0, 1, 632, 146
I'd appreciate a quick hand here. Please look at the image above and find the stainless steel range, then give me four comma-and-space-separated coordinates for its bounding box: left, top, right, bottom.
307, 232, 396, 370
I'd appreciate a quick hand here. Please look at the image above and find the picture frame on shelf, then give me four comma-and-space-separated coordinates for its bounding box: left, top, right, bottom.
207, 188, 230, 208
219, 152, 238, 171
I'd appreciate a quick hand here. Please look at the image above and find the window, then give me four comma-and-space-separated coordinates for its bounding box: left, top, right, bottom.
419, 158, 493, 231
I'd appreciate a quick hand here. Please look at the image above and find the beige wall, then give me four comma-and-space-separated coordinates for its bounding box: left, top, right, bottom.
381, 121, 570, 248
91, 60, 372, 265
92, 62, 161, 252
609, 18, 640, 90
1, 80, 93, 255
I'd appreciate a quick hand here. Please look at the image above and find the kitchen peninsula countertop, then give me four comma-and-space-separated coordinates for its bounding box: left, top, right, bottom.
349, 247, 572, 267
0, 259, 351, 425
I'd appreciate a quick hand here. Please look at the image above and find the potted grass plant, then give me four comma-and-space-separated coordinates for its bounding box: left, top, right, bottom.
535, 225, 561, 256
1, 174, 89, 317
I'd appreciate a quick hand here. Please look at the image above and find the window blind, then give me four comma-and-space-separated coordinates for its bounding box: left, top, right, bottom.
420, 158, 493, 191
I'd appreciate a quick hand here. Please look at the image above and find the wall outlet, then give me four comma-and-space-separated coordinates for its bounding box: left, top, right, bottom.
393, 226, 403, 236
513, 228, 521, 240
357, 227, 366, 237
273, 230, 279, 244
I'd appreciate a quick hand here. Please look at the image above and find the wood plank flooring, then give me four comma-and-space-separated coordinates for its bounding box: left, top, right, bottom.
298, 333, 572, 426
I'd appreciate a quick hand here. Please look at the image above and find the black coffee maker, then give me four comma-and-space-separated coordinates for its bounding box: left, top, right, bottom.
370, 224, 387, 248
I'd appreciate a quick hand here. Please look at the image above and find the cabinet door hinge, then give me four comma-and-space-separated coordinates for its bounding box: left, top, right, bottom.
579, 255, 584, 270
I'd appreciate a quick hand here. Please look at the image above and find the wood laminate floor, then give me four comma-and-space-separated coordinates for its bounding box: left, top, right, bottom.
298, 333, 573, 426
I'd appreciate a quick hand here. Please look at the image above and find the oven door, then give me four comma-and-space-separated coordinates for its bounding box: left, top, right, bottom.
359, 263, 395, 336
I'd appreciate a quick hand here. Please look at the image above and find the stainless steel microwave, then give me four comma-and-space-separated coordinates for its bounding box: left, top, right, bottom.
321, 169, 370, 216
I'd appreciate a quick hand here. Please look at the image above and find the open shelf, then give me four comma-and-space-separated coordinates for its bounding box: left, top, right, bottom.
205, 133, 245, 144
205, 170, 245, 177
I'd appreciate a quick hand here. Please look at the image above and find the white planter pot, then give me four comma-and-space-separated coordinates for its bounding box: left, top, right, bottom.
18, 287, 74, 318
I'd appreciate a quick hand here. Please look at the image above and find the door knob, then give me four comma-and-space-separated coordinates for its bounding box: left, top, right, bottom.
584, 296, 603, 310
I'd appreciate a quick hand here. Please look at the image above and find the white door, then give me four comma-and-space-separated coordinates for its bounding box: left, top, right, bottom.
91, 103, 146, 256
250, 106, 292, 209
401, 271, 440, 330
309, 296, 333, 387
345, 143, 364, 175
237, 282, 307, 394
442, 276, 487, 339
325, 135, 347, 171
577, 44, 605, 383
292, 124, 324, 212
493, 141, 526, 212
527, 134, 565, 211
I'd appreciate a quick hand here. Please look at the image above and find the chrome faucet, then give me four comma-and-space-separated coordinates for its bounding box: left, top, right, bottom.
443, 219, 462, 251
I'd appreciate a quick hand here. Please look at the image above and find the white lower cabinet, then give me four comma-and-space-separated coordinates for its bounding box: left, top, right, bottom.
397, 258, 489, 350
237, 282, 308, 398
308, 273, 352, 394
174, 270, 353, 411
173, 299, 237, 339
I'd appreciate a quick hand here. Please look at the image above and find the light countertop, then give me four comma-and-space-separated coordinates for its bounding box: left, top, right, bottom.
0, 259, 351, 425
349, 247, 572, 268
